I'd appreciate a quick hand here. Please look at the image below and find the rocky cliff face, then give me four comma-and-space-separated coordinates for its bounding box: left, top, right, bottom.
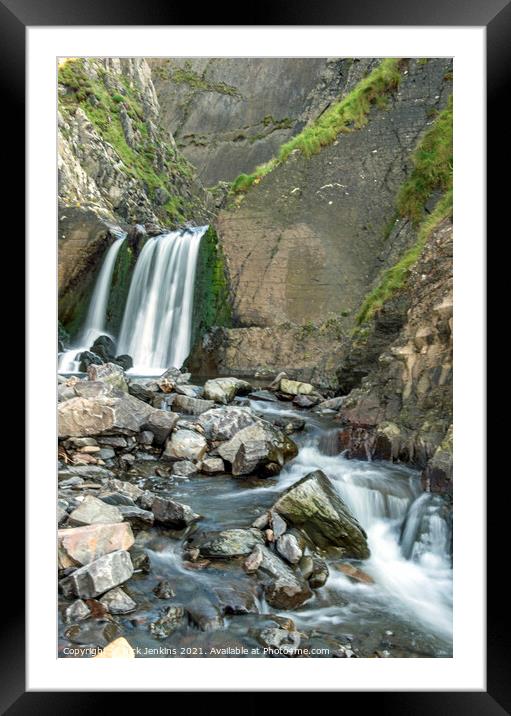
148, 58, 373, 186
58, 57, 215, 335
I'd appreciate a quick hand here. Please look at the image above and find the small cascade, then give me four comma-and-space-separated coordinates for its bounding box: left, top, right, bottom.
117, 226, 207, 375
58, 234, 126, 372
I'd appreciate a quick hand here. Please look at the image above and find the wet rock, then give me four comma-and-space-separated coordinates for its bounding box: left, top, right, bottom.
78, 351, 104, 372
58, 501, 69, 525
94, 637, 135, 659
137, 430, 154, 446
186, 596, 224, 631
64, 599, 91, 623
200, 457, 225, 474
99, 492, 136, 507
293, 394, 320, 408
256, 545, 313, 609
162, 429, 207, 462
64, 618, 121, 648
218, 422, 298, 474
279, 378, 314, 396
213, 586, 259, 615
153, 579, 175, 599
276, 533, 303, 564
73, 381, 115, 399
59, 464, 114, 481
150, 606, 187, 639
119, 453, 136, 469
203, 377, 252, 404
68, 495, 123, 527
99, 586, 136, 614
87, 362, 128, 392
129, 546, 151, 573
141, 409, 179, 446
298, 555, 314, 580
113, 354, 133, 371
270, 511, 287, 539
252, 512, 270, 530
244, 545, 264, 573
255, 627, 301, 655
117, 505, 154, 529
267, 415, 306, 434
97, 436, 128, 449
128, 379, 160, 403
58, 393, 154, 438
172, 394, 215, 415
58, 384, 78, 402
335, 562, 374, 584
268, 371, 288, 390
309, 557, 329, 588
248, 390, 278, 402
90, 335, 116, 362
314, 396, 345, 412
152, 496, 200, 528
197, 528, 264, 558
58, 522, 134, 568
198, 406, 258, 442
271, 470, 370, 557
171, 460, 198, 478
59, 550, 134, 599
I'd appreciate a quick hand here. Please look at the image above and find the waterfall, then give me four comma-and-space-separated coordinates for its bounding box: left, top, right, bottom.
58, 234, 126, 372
117, 226, 206, 375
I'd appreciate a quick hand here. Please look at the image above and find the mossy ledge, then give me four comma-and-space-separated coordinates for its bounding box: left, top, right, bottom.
230, 58, 404, 195
191, 227, 233, 349
355, 96, 453, 327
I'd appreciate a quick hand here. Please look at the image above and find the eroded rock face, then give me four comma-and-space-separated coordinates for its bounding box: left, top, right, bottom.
60, 550, 134, 599
271, 470, 370, 558
58, 394, 154, 438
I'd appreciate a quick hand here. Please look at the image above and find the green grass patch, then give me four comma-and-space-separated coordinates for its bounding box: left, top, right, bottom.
355, 190, 452, 327
396, 95, 453, 224
230, 58, 403, 194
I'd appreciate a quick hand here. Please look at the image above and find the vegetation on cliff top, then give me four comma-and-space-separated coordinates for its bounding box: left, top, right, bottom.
231, 58, 403, 195
355, 96, 453, 327
58, 58, 195, 224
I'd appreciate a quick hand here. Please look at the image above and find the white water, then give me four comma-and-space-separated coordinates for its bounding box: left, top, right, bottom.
117, 227, 207, 375
245, 400, 453, 642
58, 234, 126, 373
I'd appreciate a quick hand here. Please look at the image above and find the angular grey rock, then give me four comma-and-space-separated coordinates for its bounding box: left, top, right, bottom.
99, 492, 136, 507
150, 606, 187, 639
198, 528, 264, 558
244, 544, 264, 573
172, 394, 215, 415
141, 409, 179, 446
87, 362, 128, 392
58, 393, 155, 438
309, 557, 329, 589
162, 429, 207, 462
171, 460, 197, 478
74, 381, 115, 399
100, 586, 137, 614
314, 396, 345, 412
68, 495, 123, 527
270, 511, 287, 539
98, 447, 115, 460
276, 533, 303, 564
64, 599, 91, 623
198, 406, 257, 442
255, 545, 313, 609
218, 421, 298, 474
174, 383, 204, 398
128, 379, 160, 403
279, 378, 314, 396
186, 596, 224, 631
58, 522, 134, 568
151, 496, 200, 528
256, 627, 301, 654
292, 394, 321, 408
153, 579, 175, 599
200, 457, 225, 474
117, 505, 154, 529
271, 470, 370, 558
60, 550, 134, 599
137, 430, 154, 445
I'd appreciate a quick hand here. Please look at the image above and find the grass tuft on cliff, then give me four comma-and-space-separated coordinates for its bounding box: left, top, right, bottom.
58, 58, 194, 224
230, 58, 403, 194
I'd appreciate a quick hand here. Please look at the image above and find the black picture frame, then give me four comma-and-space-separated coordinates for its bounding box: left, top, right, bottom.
6, 0, 497, 709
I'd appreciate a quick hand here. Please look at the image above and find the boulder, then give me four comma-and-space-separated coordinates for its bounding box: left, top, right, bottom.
256, 545, 313, 609
162, 429, 207, 462
87, 362, 128, 392
270, 511, 287, 539
141, 409, 178, 446
248, 390, 278, 402
137, 430, 154, 446
60, 550, 134, 599
117, 505, 154, 529
150, 606, 187, 639
90, 335, 116, 362
244, 545, 264, 573
197, 528, 264, 558
271, 470, 369, 558
309, 557, 329, 588
293, 394, 320, 408
153, 579, 175, 599
58, 393, 154, 438
314, 396, 345, 412
67, 495, 123, 527
172, 394, 215, 415
266, 415, 306, 435
94, 637, 135, 659
64, 599, 91, 623
186, 596, 224, 631
256, 627, 301, 654
128, 380, 160, 403
276, 533, 303, 564
151, 496, 200, 528
203, 377, 252, 404
218, 421, 298, 475
78, 351, 103, 372
113, 354, 133, 371
279, 378, 314, 396
99, 492, 136, 507
174, 383, 204, 398
201, 457, 225, 474
171, 460, 197, 478
99, 586, 136, 614
198, 406, 258, 442
58, 522, 134, 568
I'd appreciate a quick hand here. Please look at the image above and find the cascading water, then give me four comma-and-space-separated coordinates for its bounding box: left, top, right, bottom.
117, 226, 207, 375
58, 233, 126, 372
